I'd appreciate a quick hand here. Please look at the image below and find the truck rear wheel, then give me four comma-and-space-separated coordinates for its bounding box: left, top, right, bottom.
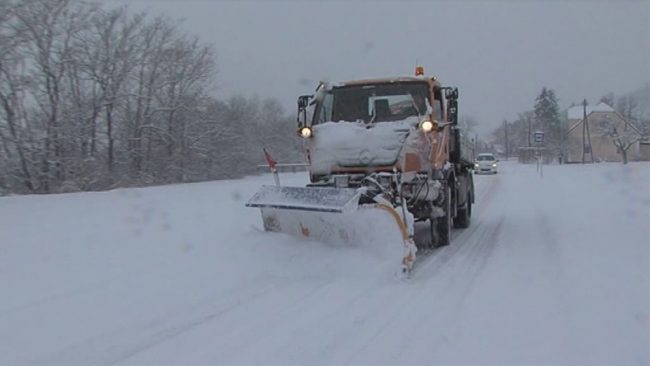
454, 191, 471, 228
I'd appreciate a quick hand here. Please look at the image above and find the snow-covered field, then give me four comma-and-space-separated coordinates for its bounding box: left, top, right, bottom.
1, 161, 648, 365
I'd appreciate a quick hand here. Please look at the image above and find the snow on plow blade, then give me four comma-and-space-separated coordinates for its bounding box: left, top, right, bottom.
246, 185, 361, 214
246, 185, 417, 273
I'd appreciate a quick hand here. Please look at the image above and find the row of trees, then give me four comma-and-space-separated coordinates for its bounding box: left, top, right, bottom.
490, 87, 565, 158
0, 0, 302, 195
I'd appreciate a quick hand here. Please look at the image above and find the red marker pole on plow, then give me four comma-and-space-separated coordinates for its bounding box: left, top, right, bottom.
263, 148, 280, 187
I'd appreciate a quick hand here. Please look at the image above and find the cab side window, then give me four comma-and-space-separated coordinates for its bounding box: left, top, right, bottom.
432, 87, 444, 121
316, 93, 334, 123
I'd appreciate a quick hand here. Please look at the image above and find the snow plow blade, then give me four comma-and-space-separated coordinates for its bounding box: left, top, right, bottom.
246, 185, 417, 273
246, 185, 361, 214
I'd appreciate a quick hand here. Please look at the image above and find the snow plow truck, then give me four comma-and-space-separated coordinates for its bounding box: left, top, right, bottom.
247, 68, 475, 274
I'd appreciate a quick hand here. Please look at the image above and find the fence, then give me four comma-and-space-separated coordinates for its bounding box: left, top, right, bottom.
256, 163, 310, 173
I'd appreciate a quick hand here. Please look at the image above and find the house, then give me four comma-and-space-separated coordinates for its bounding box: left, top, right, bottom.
565, 102, 645, 163
639, 141, 650, 161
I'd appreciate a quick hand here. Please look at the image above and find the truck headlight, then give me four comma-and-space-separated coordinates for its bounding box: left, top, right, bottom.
420, 120, 434, 133
299, 127, 312, 138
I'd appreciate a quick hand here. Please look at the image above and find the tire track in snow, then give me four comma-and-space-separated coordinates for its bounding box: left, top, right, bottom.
208, 277, 389, 365
396, 175, 505, 362
342, 175, 505, 364
362, 216, 504, 364
0, 267, 153, 320
110, 277, 346, 366
245, 281, 411, 365
256, 220, 503, 365
409, 172, 500, 279
35, 277, 286, 366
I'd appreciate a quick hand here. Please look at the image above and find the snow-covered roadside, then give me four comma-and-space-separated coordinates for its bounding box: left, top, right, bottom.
0, 162, 648, 365
429, 162, 650, 365
0, 173, 307, 365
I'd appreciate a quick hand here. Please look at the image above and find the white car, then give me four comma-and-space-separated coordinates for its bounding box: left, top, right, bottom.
474, 153, 498, 174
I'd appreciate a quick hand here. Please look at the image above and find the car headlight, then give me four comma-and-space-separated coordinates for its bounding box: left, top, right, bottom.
492, 163, 497, 167
299, 127, 312, 138
420, 120, 434, 133
474, 163, 479, 169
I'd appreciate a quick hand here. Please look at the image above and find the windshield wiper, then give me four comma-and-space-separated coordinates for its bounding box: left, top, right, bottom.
368, 110, 377, 124
409, 94, 422, 118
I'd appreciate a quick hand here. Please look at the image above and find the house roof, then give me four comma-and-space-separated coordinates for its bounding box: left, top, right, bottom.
567, 109, 643, 136
567, 102, 614, 120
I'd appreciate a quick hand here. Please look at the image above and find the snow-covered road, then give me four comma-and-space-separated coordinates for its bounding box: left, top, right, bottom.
1, 162, 648, 365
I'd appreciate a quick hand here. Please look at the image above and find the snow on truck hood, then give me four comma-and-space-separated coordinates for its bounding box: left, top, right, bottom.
310, 116, 420, 173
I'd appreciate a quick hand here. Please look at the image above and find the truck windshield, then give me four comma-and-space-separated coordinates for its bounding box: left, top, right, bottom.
314, 83, 429, 124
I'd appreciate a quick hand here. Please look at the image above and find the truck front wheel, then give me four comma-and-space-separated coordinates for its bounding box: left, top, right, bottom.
435, 185, 452, 247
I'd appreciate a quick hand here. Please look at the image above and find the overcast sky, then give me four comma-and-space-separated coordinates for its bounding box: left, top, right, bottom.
106, 0, 649, 136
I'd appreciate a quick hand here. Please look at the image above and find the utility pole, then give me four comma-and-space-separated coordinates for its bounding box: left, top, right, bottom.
526, 113, 533, 147
581, 99, 594, 163
504, 120, 509, 160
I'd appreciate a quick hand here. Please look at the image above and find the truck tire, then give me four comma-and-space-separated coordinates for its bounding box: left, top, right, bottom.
435, 185, 452, 247
454, 191, 471, 228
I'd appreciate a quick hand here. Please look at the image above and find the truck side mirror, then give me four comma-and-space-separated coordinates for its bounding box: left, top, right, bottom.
447, 99, 458, 125
444, 87, 459, 100
298, 95, 311, 109
443, 87, 459, 125
296, 94, 312, 127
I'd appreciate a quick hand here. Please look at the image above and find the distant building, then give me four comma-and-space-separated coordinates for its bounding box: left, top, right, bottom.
565, 102, 645, 163
639, 141, 650, 161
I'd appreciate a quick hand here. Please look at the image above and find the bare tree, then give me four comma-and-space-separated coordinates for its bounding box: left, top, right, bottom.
72, 6, 143, 177
604, 126, 641, 165
12, 0, 96, 191
256, 98, 302, 163
0, 0, 39, 192
155, 35, 216, 181
593, 115, 642, 164
127, 15, 177, 177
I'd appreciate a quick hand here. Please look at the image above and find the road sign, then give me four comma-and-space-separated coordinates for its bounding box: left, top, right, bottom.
534, 131, 544, 144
